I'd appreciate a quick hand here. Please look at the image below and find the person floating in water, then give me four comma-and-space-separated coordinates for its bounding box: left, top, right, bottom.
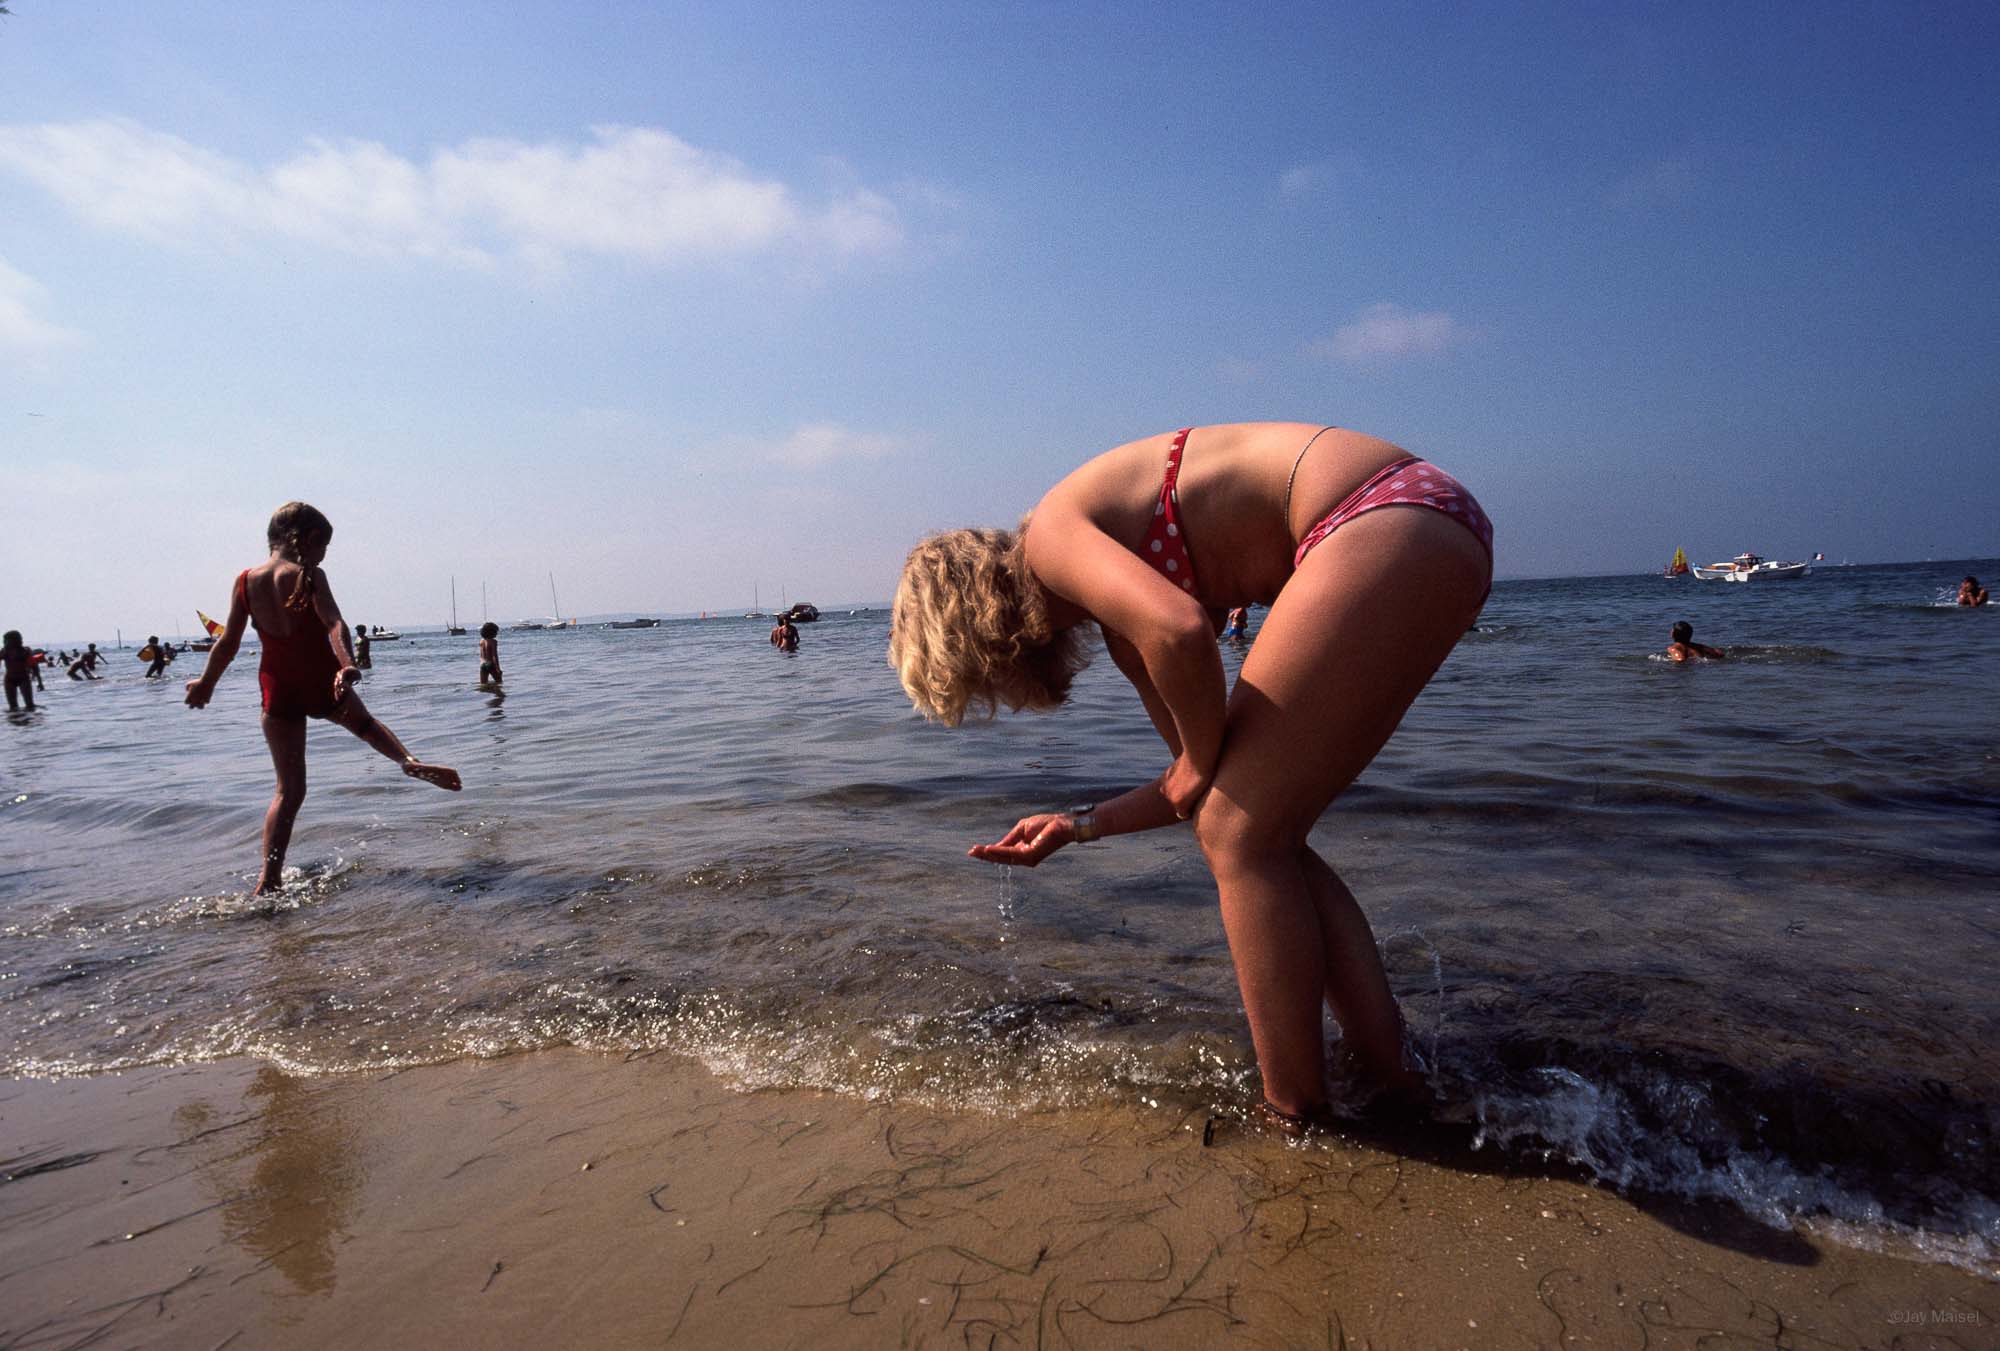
1957, 576, 1988, 607
477, 622, 503, 686
770, 614, 799, 652
890, 423, 1493, 1132
143, 636, 173, 679
3, 630, 35, 711
1666, 620, 1726, 663
184, 501, 461, 894
67, 643, 102, 680
355, 624, 372, 669
1224, 605, 1250, 640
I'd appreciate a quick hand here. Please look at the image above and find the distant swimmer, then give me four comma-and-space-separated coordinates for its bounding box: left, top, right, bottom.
892, 422, 1494, 1132
142, 635, 173, 679
1957, 576, 1989, 607
770, 614, 799, 653
184, 501, 461, 895
1224, 606, 1250, 640
3, 630, 35, 711
355, 624, 372, 669
1667, 621, 1725, 662
478, 621, 503, 686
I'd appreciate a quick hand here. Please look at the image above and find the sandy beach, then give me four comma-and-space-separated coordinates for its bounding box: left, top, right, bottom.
2, 1051, 1990, 1349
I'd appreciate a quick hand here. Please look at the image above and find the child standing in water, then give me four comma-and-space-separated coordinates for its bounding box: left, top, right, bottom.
184, 502, 460, 893
3, 631, 35, 711
477, 622, 503, 686
891, 423, 1492, 1131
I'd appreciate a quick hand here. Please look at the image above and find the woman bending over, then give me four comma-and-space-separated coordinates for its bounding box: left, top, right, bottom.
890, 423, 1492, 1129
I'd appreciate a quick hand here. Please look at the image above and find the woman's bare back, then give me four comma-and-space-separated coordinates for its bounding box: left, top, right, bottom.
1037, 422, 1413, 606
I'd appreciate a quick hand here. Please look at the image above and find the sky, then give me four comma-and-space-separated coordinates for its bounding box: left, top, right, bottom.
3, 1, 1996, 639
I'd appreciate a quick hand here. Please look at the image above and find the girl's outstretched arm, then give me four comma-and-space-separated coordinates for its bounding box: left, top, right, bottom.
310, 569, 364, 699
184, 578, 250, 708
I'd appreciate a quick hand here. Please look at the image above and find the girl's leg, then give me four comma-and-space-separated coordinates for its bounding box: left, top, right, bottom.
258, 713, 309, 894
328, 692, 461, 790
1193, 506, 1489, 1115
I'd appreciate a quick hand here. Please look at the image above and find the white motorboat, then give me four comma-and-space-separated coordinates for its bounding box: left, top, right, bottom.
1692, 552, 1810, 582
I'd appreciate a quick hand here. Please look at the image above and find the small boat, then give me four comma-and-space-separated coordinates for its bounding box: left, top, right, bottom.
606, 618, 661, 629
1692, 552, 1811, 582
539, 573, 577, 629
190, 608, 224, 651
782, 603, 820, 623
1663, 546, 1691, 578
446, 577, 465, 636
510, 620, 545, 631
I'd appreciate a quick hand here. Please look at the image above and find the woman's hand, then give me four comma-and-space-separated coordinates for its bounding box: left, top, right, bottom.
1158, 752, 1214, 820
968, 813, 1075, 867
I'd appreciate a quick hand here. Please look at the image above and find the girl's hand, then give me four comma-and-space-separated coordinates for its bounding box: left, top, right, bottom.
968, 813, 1075, 867
184, 679, 213, 709
334, 665, 362, 699
1159, 753, 1213, 820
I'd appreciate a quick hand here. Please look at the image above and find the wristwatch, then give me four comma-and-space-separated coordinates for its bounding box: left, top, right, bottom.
1067, 803, 1101, 844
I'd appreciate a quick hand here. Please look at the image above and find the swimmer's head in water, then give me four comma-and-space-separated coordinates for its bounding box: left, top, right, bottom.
889, 522, 1092, 726
479, 622, 499, 640
1671, 621, 1693, 644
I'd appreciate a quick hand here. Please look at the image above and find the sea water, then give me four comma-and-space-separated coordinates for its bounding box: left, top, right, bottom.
4, 560, 1996, 1272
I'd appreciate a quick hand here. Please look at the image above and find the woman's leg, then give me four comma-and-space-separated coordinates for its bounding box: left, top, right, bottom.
257, 713, 309, 894
1193, 506, 1489, 1115
329, 692, 462, 790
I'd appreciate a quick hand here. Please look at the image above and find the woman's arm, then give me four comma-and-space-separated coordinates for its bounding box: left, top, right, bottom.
1024, 503, 1227, 815
184, 579, 251, 707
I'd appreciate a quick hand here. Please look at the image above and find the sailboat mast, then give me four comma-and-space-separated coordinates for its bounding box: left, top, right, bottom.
451, 576, 459, 628
550, 573, 561, 625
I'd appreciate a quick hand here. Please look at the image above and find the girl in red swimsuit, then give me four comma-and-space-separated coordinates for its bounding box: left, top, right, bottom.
184, 501, 461, 894
890, 423, 1492, 1132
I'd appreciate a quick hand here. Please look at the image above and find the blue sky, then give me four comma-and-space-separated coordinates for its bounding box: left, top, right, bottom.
3, 2, 1995, 639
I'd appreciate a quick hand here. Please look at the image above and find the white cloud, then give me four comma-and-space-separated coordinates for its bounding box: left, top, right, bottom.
0, 256, 82, 356
763, 422, 900, 468
0, 119, 907, 270
1279, 162, 1332, 199
1316, 302, 1466, 363
1607, 155, 1698, 210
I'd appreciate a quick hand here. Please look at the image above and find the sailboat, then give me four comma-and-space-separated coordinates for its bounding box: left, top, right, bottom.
191, 609, 224, 651
545, 573, 576, 629
446, 577, 466, 635
1663, 546, 1691, 578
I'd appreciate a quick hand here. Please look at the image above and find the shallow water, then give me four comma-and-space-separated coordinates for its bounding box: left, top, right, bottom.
4, 560, 1997, 1273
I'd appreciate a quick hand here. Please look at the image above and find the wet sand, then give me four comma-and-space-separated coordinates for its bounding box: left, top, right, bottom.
2, 1051, 1991, 1349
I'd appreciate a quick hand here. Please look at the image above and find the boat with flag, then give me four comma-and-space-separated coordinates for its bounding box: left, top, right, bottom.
1692, 552, 1813, 582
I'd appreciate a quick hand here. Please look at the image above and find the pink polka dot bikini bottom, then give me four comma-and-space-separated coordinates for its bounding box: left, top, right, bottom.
1292, 456, 1494, 592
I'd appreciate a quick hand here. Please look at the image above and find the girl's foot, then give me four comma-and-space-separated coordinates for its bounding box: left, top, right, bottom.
402, 760, 462, 790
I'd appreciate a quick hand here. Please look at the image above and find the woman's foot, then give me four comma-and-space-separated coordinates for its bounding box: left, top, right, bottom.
1258, 1098, 1339, 1139
402, 760, 462, 790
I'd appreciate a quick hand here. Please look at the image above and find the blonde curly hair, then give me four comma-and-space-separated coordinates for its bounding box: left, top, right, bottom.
888, 523, 1092, 726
